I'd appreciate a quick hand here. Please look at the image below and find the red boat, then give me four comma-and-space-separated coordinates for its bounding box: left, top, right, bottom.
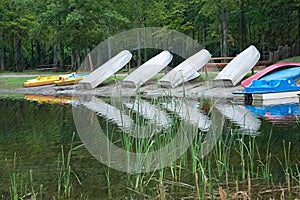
241, 62, 300, 87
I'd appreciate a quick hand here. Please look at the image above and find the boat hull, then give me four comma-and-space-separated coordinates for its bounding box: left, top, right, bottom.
23, 74, 72, 87
214, 45, 260, 87
241, 62, 300, 87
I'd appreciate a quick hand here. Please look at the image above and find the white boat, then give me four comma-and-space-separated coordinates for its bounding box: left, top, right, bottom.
78, 50, 132, 89
159, 49, 211, 88
162, 99, 211, 131
122, 51, 173, 88
213, 45, 260, 87
214, 103, 261, 135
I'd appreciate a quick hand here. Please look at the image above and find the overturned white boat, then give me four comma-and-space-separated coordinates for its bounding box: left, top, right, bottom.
214, 103, 261, 135
159, 49, 211, 88
78, 50, 132, 89
162, 99, 211, 131
213, 45, 260, 87
122, 51, 173, 88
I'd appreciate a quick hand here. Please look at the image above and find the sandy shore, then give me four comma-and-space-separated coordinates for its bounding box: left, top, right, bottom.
1, 79, 244, 101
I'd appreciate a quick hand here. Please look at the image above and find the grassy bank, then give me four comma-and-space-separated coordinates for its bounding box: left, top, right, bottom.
0, 77, 35, 89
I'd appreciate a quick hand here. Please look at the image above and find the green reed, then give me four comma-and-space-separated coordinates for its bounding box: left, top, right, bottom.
57, 132, 81, 199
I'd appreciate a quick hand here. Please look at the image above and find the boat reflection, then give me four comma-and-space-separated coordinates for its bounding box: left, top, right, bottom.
245, 103, 300, 124
24, 94, 77, 105
214, 103, 261, 135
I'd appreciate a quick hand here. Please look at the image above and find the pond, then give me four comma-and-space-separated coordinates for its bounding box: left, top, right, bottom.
0, 94, 300, 199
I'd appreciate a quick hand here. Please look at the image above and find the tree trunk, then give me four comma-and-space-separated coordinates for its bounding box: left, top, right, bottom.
239, 0, 247, 50
59, 43, 64, 70
135, 0, 141, 67
202, 20, 206, 48
53, 43, 58, 68
15, 38, 22, 71
222, 7, 229, 57
0, 31, 4, 71
217, 0, 223, 56
37, 41, 42, 67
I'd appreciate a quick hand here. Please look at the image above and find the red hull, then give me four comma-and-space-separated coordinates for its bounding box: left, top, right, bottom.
241, 62, 300, 87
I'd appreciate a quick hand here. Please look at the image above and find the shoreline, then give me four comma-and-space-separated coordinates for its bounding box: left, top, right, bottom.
1, 80, 243, 101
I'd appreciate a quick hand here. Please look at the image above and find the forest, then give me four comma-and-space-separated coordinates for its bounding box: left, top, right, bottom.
0, 0, 299, 71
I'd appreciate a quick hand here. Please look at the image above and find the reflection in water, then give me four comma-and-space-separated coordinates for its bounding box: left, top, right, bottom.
162, 98, 212, 131
24, 94, 78, 106
124, 98, 171, 128
214, 103, 261, 135
1, 96, 300, 198
246, 103, 300, 124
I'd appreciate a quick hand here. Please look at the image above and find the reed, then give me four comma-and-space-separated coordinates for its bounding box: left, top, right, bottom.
57, 132, 81, 199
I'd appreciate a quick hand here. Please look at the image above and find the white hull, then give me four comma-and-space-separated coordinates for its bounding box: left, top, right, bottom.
79, 50, 132, 89
214, 45, 260, 87
159, 49, 211, 88
122, 51, 173, 88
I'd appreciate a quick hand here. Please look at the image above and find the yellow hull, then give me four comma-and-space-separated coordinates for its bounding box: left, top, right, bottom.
23, 74, 73, 87
54, 76, 84, 86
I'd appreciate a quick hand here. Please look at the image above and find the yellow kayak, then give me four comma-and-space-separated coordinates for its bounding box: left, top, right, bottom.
54, 76, 85, 86
23, 74, 73, 87
54, 74, 88, 86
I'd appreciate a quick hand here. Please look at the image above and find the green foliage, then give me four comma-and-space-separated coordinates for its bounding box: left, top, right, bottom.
0, 0, 299, 71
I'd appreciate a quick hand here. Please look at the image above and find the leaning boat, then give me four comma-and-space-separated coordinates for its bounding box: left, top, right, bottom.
241, 62, 300, 87
78, 50, 132, 89
23, 73, 72, 87
159, 49, 211, 88
122, 51, 173, 88
213, 45, 260, 87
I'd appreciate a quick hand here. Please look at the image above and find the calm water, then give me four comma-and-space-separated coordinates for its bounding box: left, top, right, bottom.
0, 94, 300, 199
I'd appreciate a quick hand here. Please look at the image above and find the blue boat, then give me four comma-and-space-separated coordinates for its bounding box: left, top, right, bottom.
260, 67, 300, 81
233, 67, 300, 101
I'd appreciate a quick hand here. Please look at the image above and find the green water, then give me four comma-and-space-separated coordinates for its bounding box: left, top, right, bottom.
0, 96, 300, 199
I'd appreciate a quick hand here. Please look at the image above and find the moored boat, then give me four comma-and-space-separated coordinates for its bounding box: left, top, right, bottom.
23, 73, 73, 87
54, 73, 89, 86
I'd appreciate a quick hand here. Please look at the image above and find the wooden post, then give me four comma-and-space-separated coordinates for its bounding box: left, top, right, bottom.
88, 53, 94, 72
128, 61, 131, 74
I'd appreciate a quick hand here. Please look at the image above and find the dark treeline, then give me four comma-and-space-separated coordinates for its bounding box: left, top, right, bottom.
0, 0, 299, 71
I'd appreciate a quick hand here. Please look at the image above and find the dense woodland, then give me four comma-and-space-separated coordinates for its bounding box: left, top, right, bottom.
0, 0, 299, 71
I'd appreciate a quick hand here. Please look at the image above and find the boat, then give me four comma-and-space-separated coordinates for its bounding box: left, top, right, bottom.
159, 49, 211, 88
78, 50, 132, 89
241, 62, 300, 87
233, 79, 300, 101
122, 51, 173, 88
213, 45, 260, 87
54, 73, 89, 86
234, 66, 300, 102
23, 73, 73, 87
260, 66, 300, 81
